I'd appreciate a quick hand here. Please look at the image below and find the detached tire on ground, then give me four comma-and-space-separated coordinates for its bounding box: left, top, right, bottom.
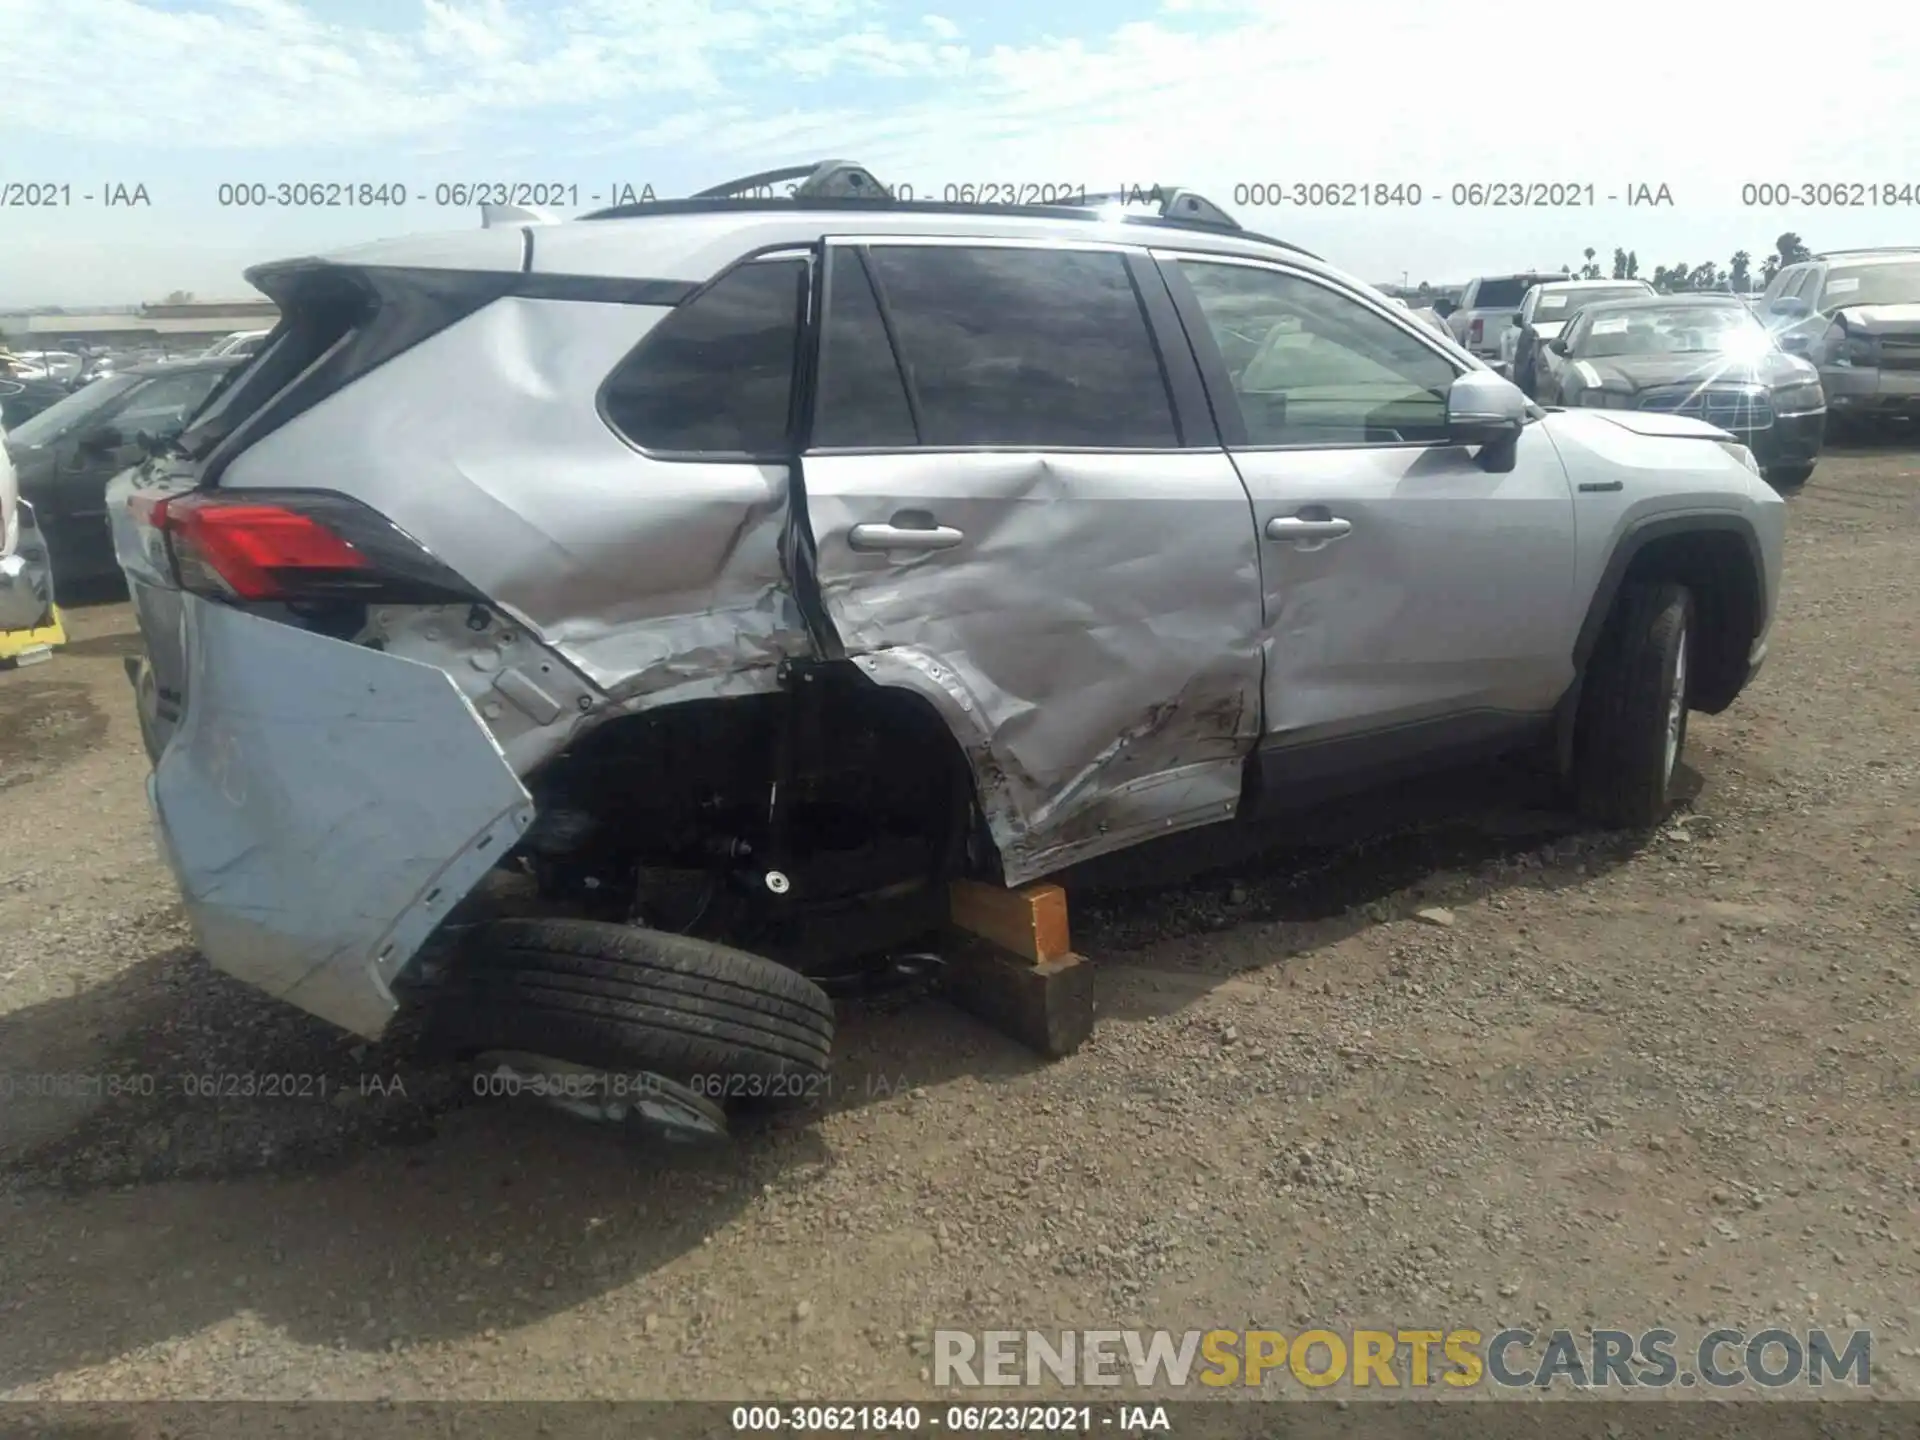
439, 919, 834, 1100
1572, 581, 1693, 830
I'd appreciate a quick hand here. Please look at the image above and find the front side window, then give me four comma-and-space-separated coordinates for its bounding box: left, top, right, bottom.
602, 258, 806, 456
812, 248, 918, 449
3, 374, 139, 448
1176, 260, 1457, 446
855, 244, 1179, 448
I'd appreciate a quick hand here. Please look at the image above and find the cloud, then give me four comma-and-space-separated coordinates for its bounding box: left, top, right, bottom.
0, 0, 902, 147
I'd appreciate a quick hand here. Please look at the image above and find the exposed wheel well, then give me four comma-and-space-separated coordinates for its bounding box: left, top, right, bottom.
1611, 529, 1760, 714
501, 662, 996, 971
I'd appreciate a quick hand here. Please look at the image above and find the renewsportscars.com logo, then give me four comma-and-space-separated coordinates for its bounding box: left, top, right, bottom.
934, 1327, 1873, 1391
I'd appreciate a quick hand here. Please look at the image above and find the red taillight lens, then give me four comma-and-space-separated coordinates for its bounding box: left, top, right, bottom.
142, 490, 479, 605
1469, 317, 1484, 344
158, 498, 371, 600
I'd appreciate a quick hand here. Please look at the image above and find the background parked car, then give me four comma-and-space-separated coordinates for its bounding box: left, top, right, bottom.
1536, 293, 1826, 488
3, 357, 241, 583
1502, 278, 1656, 394
1447, 270, 1569, 364
203, 329, 272, 358
1756, 247, 1920, 435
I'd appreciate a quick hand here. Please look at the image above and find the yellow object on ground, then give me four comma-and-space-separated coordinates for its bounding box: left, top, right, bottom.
0, 605, 66, 665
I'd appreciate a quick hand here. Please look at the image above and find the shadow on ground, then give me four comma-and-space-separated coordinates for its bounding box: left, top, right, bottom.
0, 745, 1674, 1390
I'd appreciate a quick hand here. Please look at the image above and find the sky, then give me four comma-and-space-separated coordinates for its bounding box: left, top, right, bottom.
2, 0, 1918, 307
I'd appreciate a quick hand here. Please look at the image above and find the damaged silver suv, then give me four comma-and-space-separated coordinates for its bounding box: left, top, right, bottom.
111, 162, 1786, 1118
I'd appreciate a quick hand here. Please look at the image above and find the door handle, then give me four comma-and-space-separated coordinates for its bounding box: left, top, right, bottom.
1265, 515, 1352, 542
848, 522, 965, 553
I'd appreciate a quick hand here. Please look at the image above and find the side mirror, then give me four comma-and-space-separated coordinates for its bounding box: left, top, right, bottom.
1448, 370, 1528, 470
1769, 296, 1811, 322
1549, 337, 1571, 355
1779, 333, 1812, 354
1432, 299, 1456, 318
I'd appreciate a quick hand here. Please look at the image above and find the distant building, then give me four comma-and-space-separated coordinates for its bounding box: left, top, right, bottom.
0, 298, 278, 353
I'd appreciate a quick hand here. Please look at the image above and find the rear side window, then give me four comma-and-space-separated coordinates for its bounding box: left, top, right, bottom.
602, 258, 806, 456
859, 245, 1179, 448
112, 369, 226, 433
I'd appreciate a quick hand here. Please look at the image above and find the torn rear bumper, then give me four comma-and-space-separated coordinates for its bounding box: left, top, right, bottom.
146, 595, 536, 1038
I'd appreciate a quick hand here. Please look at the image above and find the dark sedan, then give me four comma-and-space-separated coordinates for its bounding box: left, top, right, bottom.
2, 356, 243, 582
1537, 295, 1826, 488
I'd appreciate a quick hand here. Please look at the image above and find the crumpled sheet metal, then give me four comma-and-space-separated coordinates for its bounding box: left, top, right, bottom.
222, 296, 813, 705
806, 449, 1264, 884
151, 595, 534, 1038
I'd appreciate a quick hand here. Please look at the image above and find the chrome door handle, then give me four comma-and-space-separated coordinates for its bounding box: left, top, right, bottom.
1266, 515, 1352, 542
848, 522, 965, 553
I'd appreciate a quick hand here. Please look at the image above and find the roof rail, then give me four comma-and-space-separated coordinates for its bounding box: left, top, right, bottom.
1068, 187, 1241, 230
572, 163, 1316, 251
1813, 245, 1920, 258
692, 160, 892, 202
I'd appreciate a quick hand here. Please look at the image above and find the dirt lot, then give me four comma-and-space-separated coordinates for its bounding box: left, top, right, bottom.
1, 446, 1917, 1404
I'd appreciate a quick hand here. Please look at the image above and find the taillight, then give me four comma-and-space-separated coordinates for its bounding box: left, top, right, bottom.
143, 490, 479, 605
1469, 317, 1485, 344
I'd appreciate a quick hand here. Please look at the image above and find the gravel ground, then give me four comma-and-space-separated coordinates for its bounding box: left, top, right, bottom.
1, 443, 1916, 1403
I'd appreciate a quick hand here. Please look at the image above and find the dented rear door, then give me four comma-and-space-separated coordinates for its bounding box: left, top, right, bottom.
797, 237, 1265, 885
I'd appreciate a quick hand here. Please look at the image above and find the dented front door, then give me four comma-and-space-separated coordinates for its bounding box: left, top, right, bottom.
797, 237, 1265, 884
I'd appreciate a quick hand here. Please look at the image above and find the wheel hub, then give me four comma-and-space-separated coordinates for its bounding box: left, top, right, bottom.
1664, 625, 1688, 784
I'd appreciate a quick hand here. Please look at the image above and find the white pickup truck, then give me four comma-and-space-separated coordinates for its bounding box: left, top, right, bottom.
1446, 271, 1568, 364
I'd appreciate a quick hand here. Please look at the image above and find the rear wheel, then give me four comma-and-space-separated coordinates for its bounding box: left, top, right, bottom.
1571, 581, 1693, 830
433, 918, 834, 1104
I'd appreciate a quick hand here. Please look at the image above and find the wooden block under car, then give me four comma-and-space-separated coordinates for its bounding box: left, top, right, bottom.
947, 878, 1072, 964
941, 936, 1095, 1059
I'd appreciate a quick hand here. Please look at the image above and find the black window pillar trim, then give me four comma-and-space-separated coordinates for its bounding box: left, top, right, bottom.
1126, 251, 1219, 449
1154, 255, 1250, 448
784, 244, 844, 661
850, 245, 927, 445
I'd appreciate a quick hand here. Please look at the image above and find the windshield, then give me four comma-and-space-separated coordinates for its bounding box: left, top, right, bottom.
1572, 305, 1774, 359
3, 373, 141, 448
1533, 285, 1649, 319
1820, 260, 1920, 311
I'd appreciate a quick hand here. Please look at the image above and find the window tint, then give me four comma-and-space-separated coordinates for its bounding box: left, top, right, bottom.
1470, 278, 1530, 308
860, 245, 1178, 448
813, 249, 917, 448
603, 258, 805, 455
1177, 260, 1457, 446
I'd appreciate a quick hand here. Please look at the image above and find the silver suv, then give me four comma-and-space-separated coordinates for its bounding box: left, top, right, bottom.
1756, 247, 1920, 432
110, 162, 1787, 1107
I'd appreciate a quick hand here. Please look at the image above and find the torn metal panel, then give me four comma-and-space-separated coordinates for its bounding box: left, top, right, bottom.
361, 604, 603, 776
150, 595, 534, 1039
218, 296, 814, 703
805, 450, 1264, 884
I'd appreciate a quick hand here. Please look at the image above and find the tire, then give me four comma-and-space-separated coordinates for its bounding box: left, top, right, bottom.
1571, 581, 1693, 830
436, 918, 834, 1099
1764, 462, 1814, 491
